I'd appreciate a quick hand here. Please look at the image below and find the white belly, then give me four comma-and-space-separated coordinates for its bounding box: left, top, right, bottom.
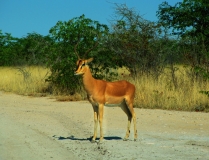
104, 102, 122, 107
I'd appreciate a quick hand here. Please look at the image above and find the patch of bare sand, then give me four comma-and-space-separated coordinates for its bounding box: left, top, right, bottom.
0, 92, 209, 160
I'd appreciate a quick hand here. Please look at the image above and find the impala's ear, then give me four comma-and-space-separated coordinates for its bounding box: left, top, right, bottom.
86, 58, 93, 64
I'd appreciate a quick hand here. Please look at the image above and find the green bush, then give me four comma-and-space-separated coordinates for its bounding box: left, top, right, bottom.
46, 15, 118, 94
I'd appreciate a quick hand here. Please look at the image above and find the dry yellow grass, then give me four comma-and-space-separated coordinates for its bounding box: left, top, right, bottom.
119, 66, 209, 112
0, 65, 208, 111
0, 66, 50, 96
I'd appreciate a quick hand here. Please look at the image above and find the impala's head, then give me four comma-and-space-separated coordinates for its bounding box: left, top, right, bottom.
74, 58, 93, 75
73, 40, 98, 76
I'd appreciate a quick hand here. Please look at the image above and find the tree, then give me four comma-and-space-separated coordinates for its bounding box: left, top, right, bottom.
157, 0, 209, 63
46, 15, 115, 94
157, 0, 209, 38
107, 4, 164, 78
0, 30, 52, 66
0, 30, 19, 66
14, 33, 53, 65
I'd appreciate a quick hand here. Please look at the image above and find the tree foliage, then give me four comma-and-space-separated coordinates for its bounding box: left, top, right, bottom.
157, 0, 209, 52
157, 0, 209, 67
0, 30, 51, 66
19, 33, 52, 65
0, 30, 18, 65
107, 4, 166, 78
46, 15, 116, 94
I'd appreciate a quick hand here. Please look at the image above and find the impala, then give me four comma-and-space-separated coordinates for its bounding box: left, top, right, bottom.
74, 43, 137, 143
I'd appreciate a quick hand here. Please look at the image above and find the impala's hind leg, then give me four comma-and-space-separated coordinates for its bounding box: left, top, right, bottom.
98, 104, 104, 142
120, 100, 132, 141
130, 108, 137, 141
124, 98, 137, 141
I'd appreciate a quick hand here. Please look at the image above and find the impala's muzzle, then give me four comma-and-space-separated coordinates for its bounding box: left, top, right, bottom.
74, 68, 84, 76
74, 67, 79, 75
74, 67, 80, 75
74, 71, 79, 75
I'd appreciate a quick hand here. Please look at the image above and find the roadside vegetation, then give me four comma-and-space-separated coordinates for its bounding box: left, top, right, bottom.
0, 1, 209, 112
0, 66, 49, 96
1, 65, 208, 112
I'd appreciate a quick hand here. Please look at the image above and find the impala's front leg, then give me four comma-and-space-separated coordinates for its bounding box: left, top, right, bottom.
98, 104, 104, 142
92, 105, 98, 142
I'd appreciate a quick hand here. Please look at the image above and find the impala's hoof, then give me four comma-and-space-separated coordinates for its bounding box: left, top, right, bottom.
123, 138, 128, 141
98, 140, 103, 144
134, 138, 137, 141
91, 139, 96, 143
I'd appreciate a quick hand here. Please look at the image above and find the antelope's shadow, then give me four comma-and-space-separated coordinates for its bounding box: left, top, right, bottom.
52, 135, 122, 141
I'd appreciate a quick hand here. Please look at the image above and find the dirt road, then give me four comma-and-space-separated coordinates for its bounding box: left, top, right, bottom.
0, 92, 209, 160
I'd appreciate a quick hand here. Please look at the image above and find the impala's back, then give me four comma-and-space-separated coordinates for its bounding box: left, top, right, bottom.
104, 80, 135, 105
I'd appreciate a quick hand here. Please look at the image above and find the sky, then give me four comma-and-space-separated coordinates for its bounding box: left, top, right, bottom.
0, 0, 181, 38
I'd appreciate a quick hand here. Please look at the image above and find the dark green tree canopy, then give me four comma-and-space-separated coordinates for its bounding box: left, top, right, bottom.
49, 14, 109, 58
157, 0, 209, 38
47, 15, 116, 94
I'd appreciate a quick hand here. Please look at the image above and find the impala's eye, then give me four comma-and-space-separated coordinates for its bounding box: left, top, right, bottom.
81, 63, 85, 68
81, 63, 85, 67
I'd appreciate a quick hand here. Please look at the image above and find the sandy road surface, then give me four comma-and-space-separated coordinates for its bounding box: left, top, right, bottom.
0, 92, 209, 160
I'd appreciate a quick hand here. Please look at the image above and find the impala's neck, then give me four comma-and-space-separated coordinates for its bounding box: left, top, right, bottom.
82, 66, 96, 95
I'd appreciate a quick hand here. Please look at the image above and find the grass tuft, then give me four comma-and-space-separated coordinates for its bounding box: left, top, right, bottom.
0, 66, 50, 96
